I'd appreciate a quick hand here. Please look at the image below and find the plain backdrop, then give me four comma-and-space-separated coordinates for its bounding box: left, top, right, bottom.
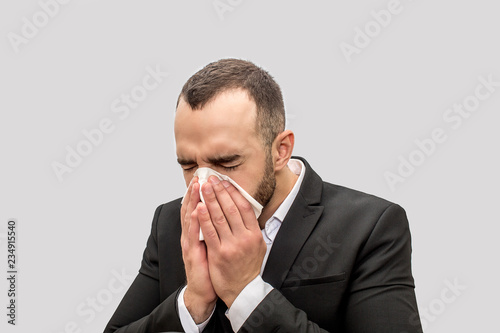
1, 1, 499, 332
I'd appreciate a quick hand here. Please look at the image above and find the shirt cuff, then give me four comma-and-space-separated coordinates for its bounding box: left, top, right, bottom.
226, 275, 274, 332
177, 286, 214, 333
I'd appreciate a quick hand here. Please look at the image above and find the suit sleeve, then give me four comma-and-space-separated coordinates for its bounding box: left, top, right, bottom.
239, 204, 422, 333
103, 204, 185, 333
343, 203, 422, 332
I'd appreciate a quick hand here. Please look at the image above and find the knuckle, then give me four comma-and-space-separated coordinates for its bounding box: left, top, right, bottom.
239, 200, 252, 213
225, 183, 237, 193
214, 214, 226, 225
250, 231, 263, 244
204, 192, 217, 203
226, 205, 239, 216
203, 228, 218, 239
213, 183, 224, 193
220, 247, 236, 260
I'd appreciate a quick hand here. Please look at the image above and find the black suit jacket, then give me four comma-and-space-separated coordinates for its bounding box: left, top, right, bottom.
104, 157, 422, 332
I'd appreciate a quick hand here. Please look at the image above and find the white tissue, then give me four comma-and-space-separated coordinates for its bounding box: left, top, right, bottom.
181, 167, 263, 241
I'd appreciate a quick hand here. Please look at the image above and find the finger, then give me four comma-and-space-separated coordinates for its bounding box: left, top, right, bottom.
188, 179, 200, 212
188, 203, 202, 244
182, 180, 200, 232
201, 181, 234, 240
181, 179, 192, 219
182, 177, 198, 215
221, 180, 260, 231
197, 202, 221, 248
208, 176, 246, 235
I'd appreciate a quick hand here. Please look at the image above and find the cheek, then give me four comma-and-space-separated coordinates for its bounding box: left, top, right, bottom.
240, 154, 269, 187
230, 168, 262, 195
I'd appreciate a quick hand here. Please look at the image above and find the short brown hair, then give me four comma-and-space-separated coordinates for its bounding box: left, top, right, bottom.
177, 58, 286, 148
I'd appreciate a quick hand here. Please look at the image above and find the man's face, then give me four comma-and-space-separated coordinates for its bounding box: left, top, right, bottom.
174, 89, 276, 206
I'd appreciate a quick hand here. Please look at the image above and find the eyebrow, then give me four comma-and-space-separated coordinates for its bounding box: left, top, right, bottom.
177, 157, 195, 166
176, 154, 242, 166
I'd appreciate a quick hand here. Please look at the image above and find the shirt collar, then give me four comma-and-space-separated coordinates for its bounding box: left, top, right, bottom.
262, 158, 306, 242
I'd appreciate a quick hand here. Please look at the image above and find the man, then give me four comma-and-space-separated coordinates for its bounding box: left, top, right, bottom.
104, 59, 422, 332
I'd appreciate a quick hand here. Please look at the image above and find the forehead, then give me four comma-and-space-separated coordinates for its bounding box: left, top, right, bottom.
174, 89, 260, 158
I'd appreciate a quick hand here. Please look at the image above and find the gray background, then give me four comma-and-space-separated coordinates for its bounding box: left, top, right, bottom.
1, 0, 498, 332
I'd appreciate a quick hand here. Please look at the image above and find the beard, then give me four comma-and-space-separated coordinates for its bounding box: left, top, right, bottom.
253, 151, 276, 207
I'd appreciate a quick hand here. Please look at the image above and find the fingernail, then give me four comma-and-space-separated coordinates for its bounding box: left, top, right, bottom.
199, 205, 207, 214
222, 180, 230, 188
209, 176, 220, 185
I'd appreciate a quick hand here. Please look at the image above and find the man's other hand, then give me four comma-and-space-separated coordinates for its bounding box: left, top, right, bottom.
198, 176, 267, 308
180, 177, 217, 323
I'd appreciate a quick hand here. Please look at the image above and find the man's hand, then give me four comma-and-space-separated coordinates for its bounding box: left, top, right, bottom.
197, 176, 267, 308
180, 177, 217, 323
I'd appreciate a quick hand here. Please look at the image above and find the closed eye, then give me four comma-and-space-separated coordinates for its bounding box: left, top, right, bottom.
221, 165, 239, 171
182, 165, 197, 172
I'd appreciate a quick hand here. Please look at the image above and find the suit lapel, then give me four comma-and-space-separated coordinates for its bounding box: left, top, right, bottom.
262, 157, 324, 290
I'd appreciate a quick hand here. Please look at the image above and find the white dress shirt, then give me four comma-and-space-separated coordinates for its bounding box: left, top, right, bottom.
178, 159, 306, 332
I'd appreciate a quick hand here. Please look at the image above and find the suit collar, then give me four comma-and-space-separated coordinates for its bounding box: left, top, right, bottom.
289, 156, 323, 206
262, 156, 324, 289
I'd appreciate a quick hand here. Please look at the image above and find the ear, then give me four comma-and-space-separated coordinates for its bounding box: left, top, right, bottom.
272, 130, 295, 172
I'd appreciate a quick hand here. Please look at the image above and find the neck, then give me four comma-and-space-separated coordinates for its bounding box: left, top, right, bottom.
257, 165, 299, 229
